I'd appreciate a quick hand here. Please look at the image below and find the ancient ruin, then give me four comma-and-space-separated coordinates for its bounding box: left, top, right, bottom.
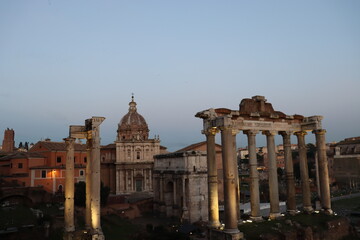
153, 151, 208, 223
196, 96, 332, 240
64, 117, 105, 240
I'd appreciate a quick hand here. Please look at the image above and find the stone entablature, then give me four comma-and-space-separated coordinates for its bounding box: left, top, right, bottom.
154, 151, 207, 173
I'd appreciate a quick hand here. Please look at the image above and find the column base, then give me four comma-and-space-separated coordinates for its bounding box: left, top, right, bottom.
207, 220, 221, 229
224, 228, 244, 240
303, 206, 314, 214
91, 229, 105, 240
286, 209, 297, 216
269, 212, 281, 220
91, 232, 105, 240
322, 208, 333, 215
250, 216, 263, 222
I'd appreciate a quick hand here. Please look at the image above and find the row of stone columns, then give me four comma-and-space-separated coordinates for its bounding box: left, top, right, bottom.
205, 127, 332, 237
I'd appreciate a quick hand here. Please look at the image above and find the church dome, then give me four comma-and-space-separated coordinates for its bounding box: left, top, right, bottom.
117, 96, 149, 141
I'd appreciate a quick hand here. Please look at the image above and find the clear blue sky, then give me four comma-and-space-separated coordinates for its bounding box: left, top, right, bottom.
1, 1, 359, 151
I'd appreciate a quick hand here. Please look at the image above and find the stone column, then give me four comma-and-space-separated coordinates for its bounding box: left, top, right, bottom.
280, 131, 296, 214
205, 127, 220, 228
173, 179, 177, 205
115, 169, 120, 195
64, 137, 75, 239
149, 169, 152, 191
232, 130, 241, 223
181, 176, 189, 221
159, 176, 165, 214
244, 130, 261, 220
89, 117, 105, 239
263, 131, 280, 219
182, 177, 187, 209
85, 138, 92, 229
313, 129, 332, 214
295, 131, 313, 213
220, 126, 242, 237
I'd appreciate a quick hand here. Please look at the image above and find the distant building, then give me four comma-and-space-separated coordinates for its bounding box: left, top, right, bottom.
332, 136, 360, 189
0, 140, 87, 193
153, 151, 208, 223
100, 96, 167, 195
1, 128, 15, 153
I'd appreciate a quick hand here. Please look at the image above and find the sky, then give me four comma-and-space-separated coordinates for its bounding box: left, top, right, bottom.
0, 1, 359, 152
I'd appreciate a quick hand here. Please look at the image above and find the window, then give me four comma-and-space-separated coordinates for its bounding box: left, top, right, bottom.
18, 163, 23, 169
57, 157, 61, 163
84, 157, 87, 163
10, 163, 12, 168
73, 157, 76, 162
137, 151, 140, 160
41, 170, 46, 178
79, 170, 84, 176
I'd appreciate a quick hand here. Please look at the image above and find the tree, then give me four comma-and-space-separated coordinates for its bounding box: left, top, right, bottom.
18, 142, 23, 149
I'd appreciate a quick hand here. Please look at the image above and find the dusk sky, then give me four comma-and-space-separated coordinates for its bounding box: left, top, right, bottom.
1, 1, 359, 151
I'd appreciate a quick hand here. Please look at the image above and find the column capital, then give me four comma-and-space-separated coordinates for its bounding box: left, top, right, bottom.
262, 130, 277, 136
312, 129, 326, 135
243, 130, 259, 136
204, 127, 219, 136
232, 129, 240, 136
218, 125, 233, 132
294, 131, 308, 137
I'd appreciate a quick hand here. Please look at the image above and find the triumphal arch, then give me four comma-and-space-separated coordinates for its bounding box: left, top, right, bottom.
196, 96, 332, 240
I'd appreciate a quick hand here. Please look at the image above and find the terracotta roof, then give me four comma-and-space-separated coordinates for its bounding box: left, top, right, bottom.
0, 152, 44, 161
30, 141, 87, 152
175, 141, 222, 153
101, 143, 116, 149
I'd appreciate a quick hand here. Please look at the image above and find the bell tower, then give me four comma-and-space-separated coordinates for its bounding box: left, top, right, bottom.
2, 128, 15, 152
